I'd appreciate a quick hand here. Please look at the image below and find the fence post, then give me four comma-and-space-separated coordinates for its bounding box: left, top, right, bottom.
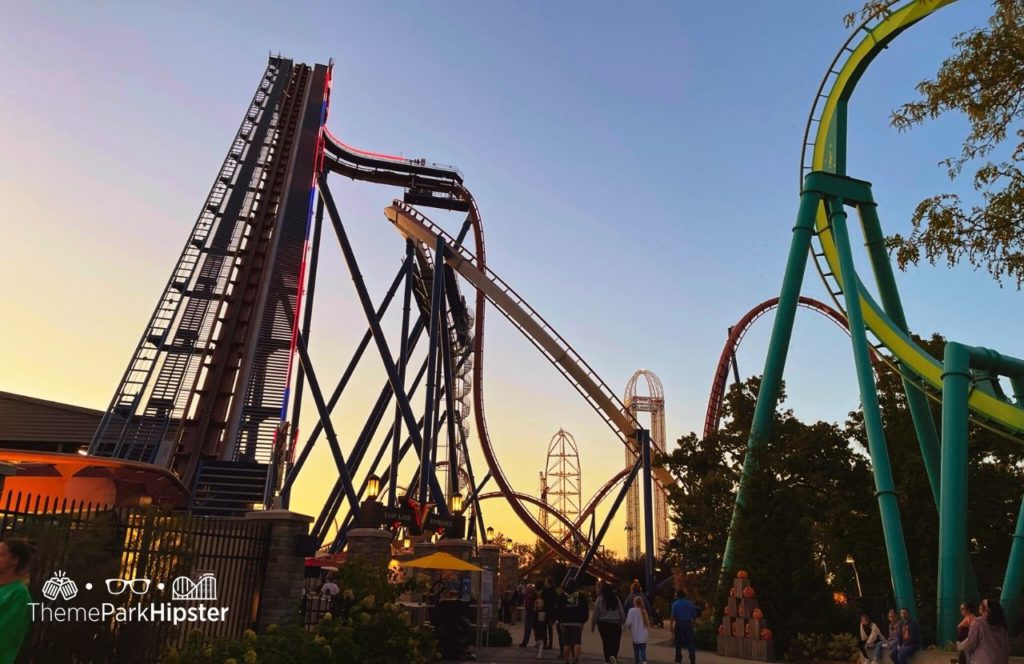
245, 509, 314, 630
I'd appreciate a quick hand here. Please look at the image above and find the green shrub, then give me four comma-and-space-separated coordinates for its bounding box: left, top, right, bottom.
695, 618, 719, 650
825, 633, 860, 661
487, 626, 512, 647
165, 560, 436, 664
786, 632, 829, 662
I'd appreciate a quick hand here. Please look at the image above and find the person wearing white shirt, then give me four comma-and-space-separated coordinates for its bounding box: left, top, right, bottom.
624, 596, 651, 664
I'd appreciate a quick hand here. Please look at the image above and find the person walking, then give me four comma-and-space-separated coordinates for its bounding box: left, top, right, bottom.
958, 598, 1010, 664
859, 614, 884, 664
590, 581, 626, 663
542, 577, 559, 650
670, 589, 702, 664
532, 593, 549, 659
894, 608, 920, 664
556, 580, 589, 664
520, 583, 538, 648
956, 602, 978, 664
0, 538, 32, 664
624, 595, 651, 664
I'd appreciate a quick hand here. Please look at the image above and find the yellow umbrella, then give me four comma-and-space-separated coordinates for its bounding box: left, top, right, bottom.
401, 551, 483, 572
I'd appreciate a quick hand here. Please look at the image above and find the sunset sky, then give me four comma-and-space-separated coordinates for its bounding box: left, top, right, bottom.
2, 1, 1020, 556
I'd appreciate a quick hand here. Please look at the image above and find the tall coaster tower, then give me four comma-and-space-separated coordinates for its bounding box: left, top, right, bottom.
624, 370, 668, 559
89, 57, 332, 514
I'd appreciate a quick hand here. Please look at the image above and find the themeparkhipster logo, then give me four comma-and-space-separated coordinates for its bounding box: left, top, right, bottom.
30, 571, 230, 626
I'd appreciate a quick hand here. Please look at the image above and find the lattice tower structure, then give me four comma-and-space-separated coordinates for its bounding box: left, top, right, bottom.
543, 430, 582, 552
538, 471, 550, 535
90, 57, 332, 515
624, 369, 669, 559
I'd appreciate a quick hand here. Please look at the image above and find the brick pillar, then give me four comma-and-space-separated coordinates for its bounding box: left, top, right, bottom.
477, 544, 500, 626
499, 553, 520, 591
346, 528, 394, 566
436, 538, 474, 561
245, 509, 313, 630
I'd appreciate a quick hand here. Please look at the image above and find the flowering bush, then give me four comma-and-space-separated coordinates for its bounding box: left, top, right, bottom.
166, 561, 435, 664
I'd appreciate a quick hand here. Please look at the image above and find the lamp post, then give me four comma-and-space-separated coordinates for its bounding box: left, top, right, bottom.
449, 492, 463, 515
367, 474, 380, 500
846, 554, 863, 598
486, 526, 494, 543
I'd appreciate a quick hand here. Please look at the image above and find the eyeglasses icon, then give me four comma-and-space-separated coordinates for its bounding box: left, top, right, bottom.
105, 578, 151, 595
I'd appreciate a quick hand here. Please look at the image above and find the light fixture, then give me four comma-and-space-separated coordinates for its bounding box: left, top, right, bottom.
845, 554, 855, 565
486, 526, 494, 541
403, 537, 411, 550
249, 502, 265, 511
77, 449, 89, 456
505, 539, 514, 553
366, 474, 380, 500
448, 492, 463, 514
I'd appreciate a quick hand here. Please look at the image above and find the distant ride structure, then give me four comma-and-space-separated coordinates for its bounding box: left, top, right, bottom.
623, 370, 668, 559
719, 0, 1024, 643
541, 430, 582, 553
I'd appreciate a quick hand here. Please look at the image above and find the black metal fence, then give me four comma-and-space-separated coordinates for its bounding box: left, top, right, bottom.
0, 492, 270, 663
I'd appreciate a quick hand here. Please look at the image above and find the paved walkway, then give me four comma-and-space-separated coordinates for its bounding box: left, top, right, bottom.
444, 623, 750, 664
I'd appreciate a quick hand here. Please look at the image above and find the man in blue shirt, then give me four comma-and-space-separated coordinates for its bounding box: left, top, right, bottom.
894, 607, 920, 664
670, 590, 702, 664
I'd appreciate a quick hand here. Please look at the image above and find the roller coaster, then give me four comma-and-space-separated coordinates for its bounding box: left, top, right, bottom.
719, 0, 1024, 643
70, 0, 1022, 643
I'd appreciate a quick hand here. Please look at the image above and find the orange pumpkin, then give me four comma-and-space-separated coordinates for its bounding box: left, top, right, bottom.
738, 604, 747, 617
729, 587, 737, 598
737, 570, 749, 579
742, 587, 756, 599
724, 605, 734, 617
760, 628, 772, 641
745, 624, 754, 638
732, 623, 741, 637
718, 625, 726, 636
752, 608, 764, 619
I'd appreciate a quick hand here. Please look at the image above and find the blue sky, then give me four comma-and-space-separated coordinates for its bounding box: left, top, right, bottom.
2, 1, 1019, 553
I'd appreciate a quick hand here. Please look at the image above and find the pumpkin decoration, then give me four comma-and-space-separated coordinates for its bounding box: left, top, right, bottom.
729, 586, 737, 598
760, 628, 773, 641
738, 603, 747, 617
732, 623, 741, 637
718, 625, 726, 636
752, 608, 764, 619
745, 623, 754, 638
737, 570, 749, 579
742, 587, 756, 599
724, 605, 734, 617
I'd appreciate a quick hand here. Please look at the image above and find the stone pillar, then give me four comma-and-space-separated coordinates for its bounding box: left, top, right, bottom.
499, 553, 520, 625
346, 528, 394, 566
499, 553, 520, 591
477, 544, 500, 626
245, 509, 313, 630
435, 538, 474, 561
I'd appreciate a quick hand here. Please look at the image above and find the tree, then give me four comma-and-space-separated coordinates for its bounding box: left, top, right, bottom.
850, 0, 1024, 288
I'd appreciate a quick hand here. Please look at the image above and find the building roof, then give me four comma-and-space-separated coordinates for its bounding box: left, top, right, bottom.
0, 391, 103, 445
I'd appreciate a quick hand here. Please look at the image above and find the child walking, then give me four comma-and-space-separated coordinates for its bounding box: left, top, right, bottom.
533, 594, 548, 659
624, 595, 650, 664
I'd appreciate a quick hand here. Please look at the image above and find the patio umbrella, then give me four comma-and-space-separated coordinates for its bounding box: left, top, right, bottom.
401, 551, 483, 572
